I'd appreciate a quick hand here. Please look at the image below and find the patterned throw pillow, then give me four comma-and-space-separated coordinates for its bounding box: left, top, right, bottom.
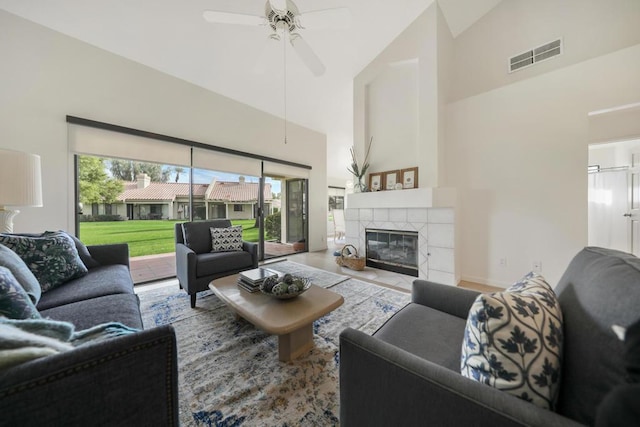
461, 272, 564, 410
53, 231, 101, 269
0, 232, 89, 293
0, 266, 41, 319
0, 244, 41, 305
210, 226, 244, 252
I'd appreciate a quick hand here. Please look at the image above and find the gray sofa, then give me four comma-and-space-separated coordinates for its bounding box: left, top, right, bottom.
340, 247, 640, 426
0, 243, 179, 426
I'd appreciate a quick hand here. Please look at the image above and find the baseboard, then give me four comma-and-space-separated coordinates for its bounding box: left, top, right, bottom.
460, 275, 510, 289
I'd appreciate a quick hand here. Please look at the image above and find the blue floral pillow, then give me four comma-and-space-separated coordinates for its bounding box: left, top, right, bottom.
0, 266, 41, 319
461, 272, 564, 410
0, 244, 41, 305
0, 232, 88, 293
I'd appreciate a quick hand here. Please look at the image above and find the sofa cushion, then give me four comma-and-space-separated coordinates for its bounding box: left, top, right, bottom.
594, 319, 640, 426
36, 265, 134, 311
210, 226, 243, 252
182, 220, 232, 254
373, 303, 467, 371
0, 244, 41, 305
625, 319, 640, 383
39, 293, 143, 330
461, 272, 563, 410
0, 232, 88, 293
0, 267, 41, 319
553, 247, 640, 425
195, 251, 254, 278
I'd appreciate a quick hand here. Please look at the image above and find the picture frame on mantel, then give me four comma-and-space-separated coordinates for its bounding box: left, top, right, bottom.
401, 167, 419, 189
369, 173, 382, 191
383, 170, 400, 190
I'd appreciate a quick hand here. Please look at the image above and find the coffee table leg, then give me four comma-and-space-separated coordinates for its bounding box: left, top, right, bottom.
278, 323, 314, 362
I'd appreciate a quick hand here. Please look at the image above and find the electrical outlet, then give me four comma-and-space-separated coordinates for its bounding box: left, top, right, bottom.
533, 260, 542, 273
499, 257, 507, 267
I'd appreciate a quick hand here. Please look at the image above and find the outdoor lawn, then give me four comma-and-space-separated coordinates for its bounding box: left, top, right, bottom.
79, 219, 259, 257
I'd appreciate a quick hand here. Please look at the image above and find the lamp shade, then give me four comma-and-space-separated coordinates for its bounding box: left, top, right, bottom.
0, 149, 43, 207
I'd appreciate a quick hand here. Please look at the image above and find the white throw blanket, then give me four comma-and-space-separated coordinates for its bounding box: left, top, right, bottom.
0, 318, 139, 371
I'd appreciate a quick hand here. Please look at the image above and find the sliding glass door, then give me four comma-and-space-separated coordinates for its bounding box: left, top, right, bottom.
287, 179, 307, 244
261, 176, 308, 260
70, 118, 311, 269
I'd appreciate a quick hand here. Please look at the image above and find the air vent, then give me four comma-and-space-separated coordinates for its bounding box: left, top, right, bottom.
509, 38, 562, 73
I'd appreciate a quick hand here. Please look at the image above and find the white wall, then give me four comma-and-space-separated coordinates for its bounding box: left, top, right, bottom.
446, 44, 640, 287
353, 0, 640, 288
365, 61, 419, 172
450, 0, 640, 102
354, 3, 450, 189
0, 10, 328, 251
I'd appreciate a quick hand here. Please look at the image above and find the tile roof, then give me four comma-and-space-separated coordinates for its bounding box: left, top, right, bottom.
208, 181, 272, 202
117, 180, 272, 203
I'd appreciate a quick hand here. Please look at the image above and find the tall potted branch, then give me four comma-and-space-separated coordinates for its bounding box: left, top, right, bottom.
348, 136, 373, 192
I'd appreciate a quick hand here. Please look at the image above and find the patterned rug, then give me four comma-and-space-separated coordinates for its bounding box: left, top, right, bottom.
138, 268, 410, 426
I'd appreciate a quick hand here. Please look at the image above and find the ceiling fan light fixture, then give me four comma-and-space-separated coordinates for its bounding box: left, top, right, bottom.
204, 0, 337, 77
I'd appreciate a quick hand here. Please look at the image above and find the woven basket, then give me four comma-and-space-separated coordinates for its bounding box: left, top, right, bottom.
335, 244, 366, 271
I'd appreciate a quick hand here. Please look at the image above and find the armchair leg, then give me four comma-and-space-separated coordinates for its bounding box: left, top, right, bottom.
190, 293, 196, 308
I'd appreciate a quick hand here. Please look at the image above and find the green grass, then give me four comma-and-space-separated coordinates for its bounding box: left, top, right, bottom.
79, 219, 259, 257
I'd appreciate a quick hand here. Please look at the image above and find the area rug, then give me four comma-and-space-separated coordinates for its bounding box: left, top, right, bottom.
138, 273, 410, 426
261, 260, 349, 288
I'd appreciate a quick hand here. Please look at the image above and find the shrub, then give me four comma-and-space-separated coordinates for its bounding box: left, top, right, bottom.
265, 211, 281, 241
79, 214, 125, 222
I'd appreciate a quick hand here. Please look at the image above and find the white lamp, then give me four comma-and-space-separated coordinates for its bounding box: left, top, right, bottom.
0, 149, 43, 233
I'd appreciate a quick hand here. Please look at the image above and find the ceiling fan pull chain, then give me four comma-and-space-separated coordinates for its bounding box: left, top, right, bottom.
283, 28, 288, 144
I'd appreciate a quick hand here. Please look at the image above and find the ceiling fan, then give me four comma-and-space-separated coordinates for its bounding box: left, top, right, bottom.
203, 0, 350, 76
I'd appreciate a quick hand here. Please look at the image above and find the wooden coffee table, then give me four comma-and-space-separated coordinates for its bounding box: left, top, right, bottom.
209, 273, 344, 362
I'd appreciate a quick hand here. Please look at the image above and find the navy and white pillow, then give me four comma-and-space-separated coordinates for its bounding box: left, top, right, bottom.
0, 232, 88, 293
210, 226, 244, 252
461, 272, 564, 410
0, 266, 41, 319
0, 243, 42, 305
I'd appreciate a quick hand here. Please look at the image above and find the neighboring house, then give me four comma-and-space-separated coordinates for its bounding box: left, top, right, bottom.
89, 174, 272, 220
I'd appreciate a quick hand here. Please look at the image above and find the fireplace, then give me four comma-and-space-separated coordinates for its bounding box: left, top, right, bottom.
365, 228, 419, 277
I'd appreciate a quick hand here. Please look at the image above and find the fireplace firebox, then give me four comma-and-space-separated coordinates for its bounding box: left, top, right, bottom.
365, 228, 419, 277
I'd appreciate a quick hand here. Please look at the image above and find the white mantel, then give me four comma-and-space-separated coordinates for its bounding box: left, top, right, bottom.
346, 187, 456, 209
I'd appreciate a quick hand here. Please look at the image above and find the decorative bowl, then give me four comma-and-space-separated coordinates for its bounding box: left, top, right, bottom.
259, 275, 311, 299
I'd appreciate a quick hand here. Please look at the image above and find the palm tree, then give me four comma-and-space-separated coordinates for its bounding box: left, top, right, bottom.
174, 166, 185, 183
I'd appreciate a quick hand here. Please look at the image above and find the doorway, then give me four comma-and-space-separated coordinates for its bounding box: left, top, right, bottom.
261, 176, 308, 260
588, 139, 640, 255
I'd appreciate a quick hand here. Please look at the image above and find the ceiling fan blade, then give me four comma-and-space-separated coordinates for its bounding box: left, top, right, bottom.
298, 8, 351, 30
203, 10, 265, 26
269, 0, 289, 16
289, 33, 326, 76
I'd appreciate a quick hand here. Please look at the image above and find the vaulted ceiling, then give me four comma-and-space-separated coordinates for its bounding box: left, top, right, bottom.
0, 0, 501, 180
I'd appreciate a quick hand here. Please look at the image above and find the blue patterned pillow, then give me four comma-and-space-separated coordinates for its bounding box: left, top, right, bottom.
0, 232, 88, 293
0, 244, 41, 305
461, 272, 564, 410
0, 266, 41, 319
210, 226, 243, 252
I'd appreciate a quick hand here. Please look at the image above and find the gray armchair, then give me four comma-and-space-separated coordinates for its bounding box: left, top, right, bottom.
175, 220, 258, 308
339, 247, 640, 426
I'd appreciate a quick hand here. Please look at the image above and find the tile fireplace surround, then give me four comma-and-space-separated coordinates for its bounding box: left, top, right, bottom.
345, 188, 457, 286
